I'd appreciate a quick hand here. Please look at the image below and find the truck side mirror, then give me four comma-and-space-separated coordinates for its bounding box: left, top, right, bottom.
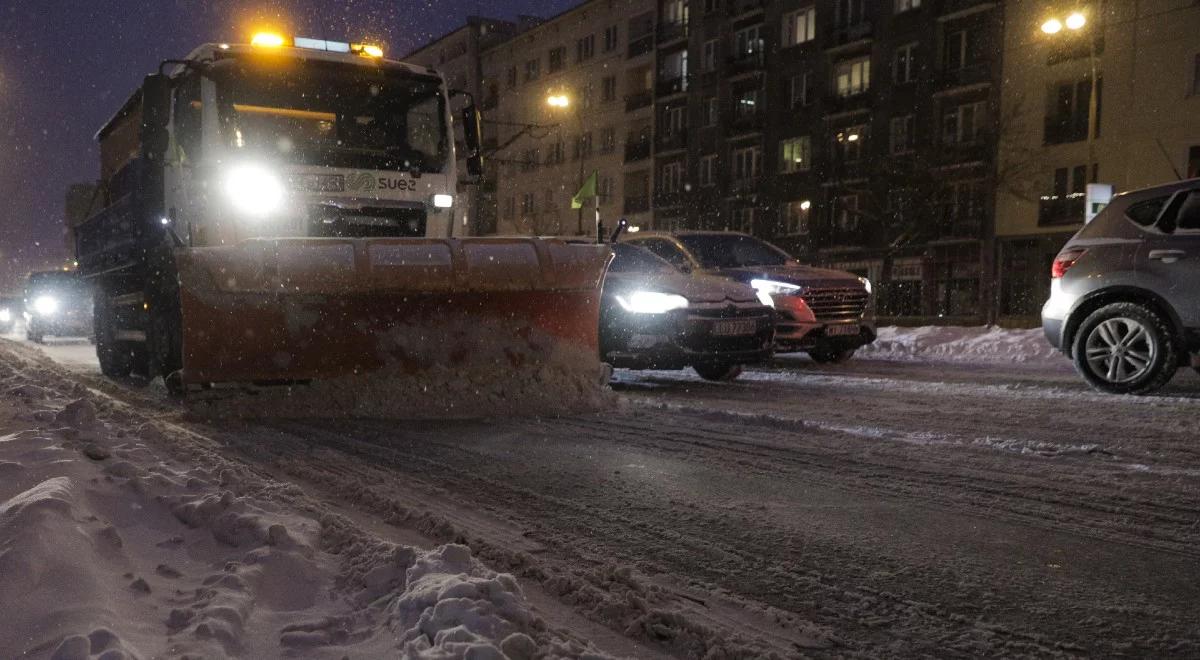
141, 74, 171, 160
461, 105, 484, 178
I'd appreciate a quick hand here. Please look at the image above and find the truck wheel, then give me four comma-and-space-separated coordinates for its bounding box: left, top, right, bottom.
1072, 302, 1178, 395
95, 291, 134, 378
146, 300, 183, 386
694, 362, 744, 382
808, 348, 857, 364
26, 322, 44, 344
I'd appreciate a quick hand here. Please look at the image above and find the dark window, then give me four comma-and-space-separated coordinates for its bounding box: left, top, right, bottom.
604, 25, 619, 52
1188, 145, 1200, 179
1172, 191, 1200, 231
835, 0, 867, 27
172, 74, 202, 160
1125, 196, 1170, 228
577, 35, 596, 62
1193, 54, 1200, 96
548, 47, 565, 72
1045, 77, 1100, 144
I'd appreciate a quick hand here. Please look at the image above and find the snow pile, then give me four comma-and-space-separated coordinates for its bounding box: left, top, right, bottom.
187, 317, 616, 420
858, 325, 1059, 364
0, 345, 611, 658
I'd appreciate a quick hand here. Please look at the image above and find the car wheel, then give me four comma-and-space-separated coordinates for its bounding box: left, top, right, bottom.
808, 348, 857, 364
1072, 302, 1178, 395
95, 290, 134, 378
693, 362, 744, 382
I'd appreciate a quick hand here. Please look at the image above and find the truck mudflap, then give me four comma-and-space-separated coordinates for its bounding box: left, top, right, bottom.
174, 237, 612, 386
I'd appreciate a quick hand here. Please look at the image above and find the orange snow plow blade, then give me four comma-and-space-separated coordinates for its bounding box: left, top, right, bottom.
174, 238, 611, 386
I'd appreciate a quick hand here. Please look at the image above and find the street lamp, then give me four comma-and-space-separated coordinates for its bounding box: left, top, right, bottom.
546, 94, 570, 108
1040, 10, 1098, 170
545, 93, 590, 236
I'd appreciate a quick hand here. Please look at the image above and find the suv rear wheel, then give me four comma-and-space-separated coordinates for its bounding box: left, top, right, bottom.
1073, 302, 1178, 395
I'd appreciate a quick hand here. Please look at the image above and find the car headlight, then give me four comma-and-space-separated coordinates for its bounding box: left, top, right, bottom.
615, 291, 689, 314
0, 308, 10, 323
225, 164, 285, 217
750, 279, 800, 307
33, 296, 58, 316
859, 276, 873, 296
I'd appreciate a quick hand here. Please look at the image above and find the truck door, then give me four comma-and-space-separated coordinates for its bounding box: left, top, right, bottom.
165, 73, 202, 245
1138, 187, 1200, 328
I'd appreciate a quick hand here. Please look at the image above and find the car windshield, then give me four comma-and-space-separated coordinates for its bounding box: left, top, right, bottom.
609, 243, 677, 274
27, 272, 89, 298
677, 234, 793, 269
214, 58, 448, 172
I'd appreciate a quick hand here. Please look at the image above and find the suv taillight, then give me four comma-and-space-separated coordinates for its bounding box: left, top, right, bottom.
1051, 248, 1087, 279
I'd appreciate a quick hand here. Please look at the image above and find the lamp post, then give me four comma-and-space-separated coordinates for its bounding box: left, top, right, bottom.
1042, 11, 1098, 170
545, 93, 589, 236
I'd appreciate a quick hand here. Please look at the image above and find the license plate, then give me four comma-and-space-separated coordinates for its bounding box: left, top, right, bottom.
826, 324, 860, 337
712, 319, 757, 336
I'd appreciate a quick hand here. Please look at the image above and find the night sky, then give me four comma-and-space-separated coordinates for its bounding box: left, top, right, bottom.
0, 0, 573, 292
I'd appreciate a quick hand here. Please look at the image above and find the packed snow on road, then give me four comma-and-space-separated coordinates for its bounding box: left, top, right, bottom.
4, 326, 1200, 658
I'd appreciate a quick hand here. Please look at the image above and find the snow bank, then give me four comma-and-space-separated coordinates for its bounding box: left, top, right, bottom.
0, 345, 612, 658
858, 325, 1059, 364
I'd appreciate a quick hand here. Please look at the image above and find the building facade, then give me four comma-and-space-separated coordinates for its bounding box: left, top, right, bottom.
405, 17, 523, 237
994, 0, 1200, 321
478, 0, 659, 237
653, 0, 1005, 322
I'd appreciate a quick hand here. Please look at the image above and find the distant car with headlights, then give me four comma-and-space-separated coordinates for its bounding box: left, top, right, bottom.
23, 271, 94, 343
0, 296, 17, 334
601, 243, 774, 381
621, 231, 875, 363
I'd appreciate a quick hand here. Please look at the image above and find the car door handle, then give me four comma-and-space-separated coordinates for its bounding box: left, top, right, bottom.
1149, 249, 1187, 264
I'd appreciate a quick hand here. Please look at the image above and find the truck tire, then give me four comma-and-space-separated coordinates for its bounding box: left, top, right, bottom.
694, 362, 744, 382
94, 290, 134, 378
808, 348, 856, 364
1072, 302, 1178, 395
146, 300, 183, 387
26, 321, 44, 344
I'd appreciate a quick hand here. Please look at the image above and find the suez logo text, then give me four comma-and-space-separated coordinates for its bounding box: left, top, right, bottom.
287, 173, 420, 193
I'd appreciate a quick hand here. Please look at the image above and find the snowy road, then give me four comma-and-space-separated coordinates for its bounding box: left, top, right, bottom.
10, 332, 1200, 657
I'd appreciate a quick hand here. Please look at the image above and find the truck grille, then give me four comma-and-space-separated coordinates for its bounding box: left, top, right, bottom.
308, 205, 427, 238
801, 288, 870, 322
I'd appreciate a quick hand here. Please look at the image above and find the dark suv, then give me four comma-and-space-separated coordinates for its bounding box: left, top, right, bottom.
621, 231, 875, 363
1043, 179, 1200, 394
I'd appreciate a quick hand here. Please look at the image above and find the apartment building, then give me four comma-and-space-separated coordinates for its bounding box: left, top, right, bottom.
405, 17, 523, 236
477, 0, 659, 237
994, 0, 1200, 320
652, 0, 1005, 321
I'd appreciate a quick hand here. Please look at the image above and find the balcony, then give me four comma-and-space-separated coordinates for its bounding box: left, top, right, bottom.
727, 51, 766, 76
628, 34, 655, 59
729, 112, 765, 134
657, 21, 688, 46
625, 90, 653, 112
829, 21, 873, 48
624, 139, 652, 163
657, 129, 688, 153
728, 0, 766, 17
654, 189, 686, 208
1043, 116, 1088, 145
938, 63, 992, 90
656, 76, 689, 97
824, 90, 872, 115
1038, 194, 1086, 227
624, 196, 651, 214
730, 176, 762, 193
941, 0, 997, 15
825, 223, 872, 248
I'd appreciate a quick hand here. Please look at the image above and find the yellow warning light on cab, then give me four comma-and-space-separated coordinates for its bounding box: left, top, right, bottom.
353, 43, 384, 58
251, 32, 287, 48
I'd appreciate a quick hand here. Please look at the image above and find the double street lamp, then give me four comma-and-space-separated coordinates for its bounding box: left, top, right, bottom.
1041, 10, 1098, 168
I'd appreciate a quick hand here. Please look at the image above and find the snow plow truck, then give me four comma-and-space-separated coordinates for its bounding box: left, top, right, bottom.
75, 34, 611, 394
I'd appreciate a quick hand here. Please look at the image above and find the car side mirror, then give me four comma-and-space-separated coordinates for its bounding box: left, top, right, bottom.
140, 74, 171, 160
461, 105, 484, 178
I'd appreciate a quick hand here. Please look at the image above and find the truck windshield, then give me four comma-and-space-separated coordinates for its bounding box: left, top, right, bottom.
215, 59, 448, 173
677, 234, 794, 269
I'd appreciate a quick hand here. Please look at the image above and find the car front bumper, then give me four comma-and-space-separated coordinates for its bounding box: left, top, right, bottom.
602, 303, 775, 370
771, 295, 876, 353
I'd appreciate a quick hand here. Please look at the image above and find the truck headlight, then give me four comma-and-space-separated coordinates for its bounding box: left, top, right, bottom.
0, 308, 10, 323
615, 291, 689, 314
750, 279, 800, 307
225, 164, 285, 218
34, 296, 58, 316
859, 276, 873, 296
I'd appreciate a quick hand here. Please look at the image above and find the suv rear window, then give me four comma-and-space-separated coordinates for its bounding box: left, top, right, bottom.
1125, 196, 1169, 227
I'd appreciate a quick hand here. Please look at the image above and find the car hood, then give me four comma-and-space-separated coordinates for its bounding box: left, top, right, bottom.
705, 263, 865, 290
605, 270, 761, 304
